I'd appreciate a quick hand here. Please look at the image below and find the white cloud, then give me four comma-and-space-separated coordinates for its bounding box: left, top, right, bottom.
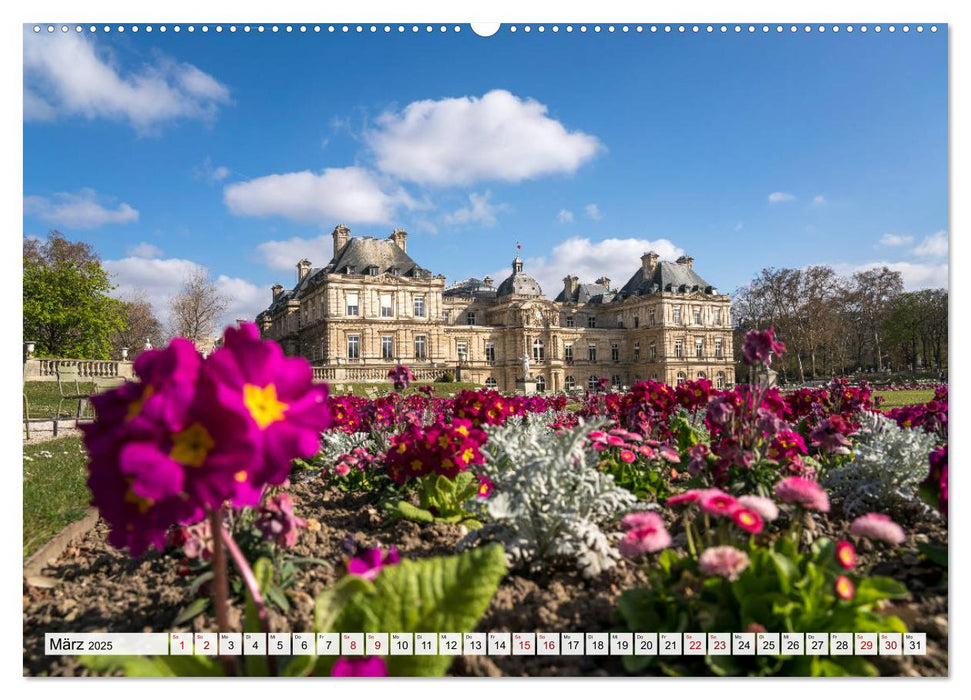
23, 31, 230, 132
126, 242, 164, 258
830, 260, 948, 290
443, 191, 507, 226
584, 203, 603, 221
256, 234, 339, 273
23, 188, 139, 229
879, 233, 914, 247
366, 89, 602, 186
105, 256, 264, 331
224, 167, 414, 225
912, 230, 948, 259
487, 236, 685, 299
812, 195, 826, 206
556, 209, 574, 224
195, 157, 231, 182
768, 192, 796, 203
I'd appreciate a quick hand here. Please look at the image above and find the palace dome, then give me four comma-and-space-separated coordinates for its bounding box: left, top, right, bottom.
496, 256, 543, 297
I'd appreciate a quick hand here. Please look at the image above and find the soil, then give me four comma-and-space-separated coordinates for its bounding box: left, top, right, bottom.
22, 474, 948, 677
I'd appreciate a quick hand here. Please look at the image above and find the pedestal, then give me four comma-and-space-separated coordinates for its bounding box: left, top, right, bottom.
515, 378, 539, 394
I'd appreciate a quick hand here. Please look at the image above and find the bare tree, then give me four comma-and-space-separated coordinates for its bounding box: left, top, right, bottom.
111, 292, 164, 358
169, 268, 228, 342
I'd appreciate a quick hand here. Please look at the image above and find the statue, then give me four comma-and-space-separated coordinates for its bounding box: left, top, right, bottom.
520, 353, 530, 379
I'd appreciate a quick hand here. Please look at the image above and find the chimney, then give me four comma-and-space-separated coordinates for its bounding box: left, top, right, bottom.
562, 275, 579, 298
297, 259, 312, 281
390, 228, 407, 252
332, 224, 350, 257
271, 283, 283, 302
676, 254, 694, 270
595, 276, 611, 291
641, 251, 660, 277
483, 276, 494, 287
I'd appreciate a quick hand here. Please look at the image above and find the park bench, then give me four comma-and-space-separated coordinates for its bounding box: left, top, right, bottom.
56, 366, 91, 422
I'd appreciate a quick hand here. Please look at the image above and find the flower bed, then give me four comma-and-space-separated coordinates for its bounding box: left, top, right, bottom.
23, 325, 948, 677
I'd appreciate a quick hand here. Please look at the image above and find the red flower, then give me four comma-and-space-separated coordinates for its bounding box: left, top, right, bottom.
834, 575, 855, 600
732, 508, 763, 534
835, 540, 856, 570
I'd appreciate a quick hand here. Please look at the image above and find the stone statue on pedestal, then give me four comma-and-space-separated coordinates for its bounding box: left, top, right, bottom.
520, 353, 530, 379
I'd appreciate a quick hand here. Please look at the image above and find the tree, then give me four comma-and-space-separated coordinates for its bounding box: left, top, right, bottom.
23, 231, 126, 359
111, 292, 164, 359
169, 268, 228, 341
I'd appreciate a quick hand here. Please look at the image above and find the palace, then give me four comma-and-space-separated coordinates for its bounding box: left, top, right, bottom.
256, 225, 735, 392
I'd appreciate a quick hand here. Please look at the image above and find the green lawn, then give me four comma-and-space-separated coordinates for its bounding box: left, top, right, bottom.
23, 436, 92, 559
873, 389, 936, 410
24, 381, 97, 420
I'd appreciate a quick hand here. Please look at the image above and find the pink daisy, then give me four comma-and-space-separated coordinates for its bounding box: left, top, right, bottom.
737, 495, 780, 522
618, 512, 671, 557
774, 476, 830, 513
698, 546, 750, 581
700, 490, 739, 517
849, 513, 906, 545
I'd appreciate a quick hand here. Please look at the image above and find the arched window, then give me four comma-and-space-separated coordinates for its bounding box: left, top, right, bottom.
611, 374, 622, 388
565, 375, 576, 390
697, 371, 706, 379
485, 377, 498, 390
716, 371, 725, 389
532, 338, 545, 361
535, 376, 546, 392
588, 375, 600, 390
676, 371, 687, 384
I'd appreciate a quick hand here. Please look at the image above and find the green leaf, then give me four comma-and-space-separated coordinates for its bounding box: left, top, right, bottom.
393, 500, 436, 523
323, 544, 507, 676
173, 597, 210, 626
80, 654, 224, 677
188, 571, 215, 597
853, 577, 910, 605
314, 575, 375, 633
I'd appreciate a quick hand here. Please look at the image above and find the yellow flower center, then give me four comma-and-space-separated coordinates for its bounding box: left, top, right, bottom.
170, 422, 215, 468
243, 383, 288, 429
456, 425, 469, 436
234, 470, 248, 483
124, 488, 155, 514
461, 448, 475, 463
125, 384, 155, 421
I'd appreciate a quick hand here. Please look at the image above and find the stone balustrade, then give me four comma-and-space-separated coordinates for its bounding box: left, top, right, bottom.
24, 358, 135, 381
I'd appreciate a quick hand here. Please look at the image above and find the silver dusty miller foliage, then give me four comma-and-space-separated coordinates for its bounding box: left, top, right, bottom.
823, 411, 938, 518
317, 431, 380, 465
459, 417, 640, 578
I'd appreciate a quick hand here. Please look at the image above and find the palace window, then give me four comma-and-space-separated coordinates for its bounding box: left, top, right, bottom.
467, 311, 476, 325
633, 315, 640, 329
587, 375, 600, 390
347, 335, 360, 360
485, 341, 495, 362
633, 342, 640, 361
443, 310, 450, 324
381, 336, 394, 360
693, 308, 702, 325
587, 316, 597, 328
677, 371, 687, 384
695, 338, 704, 358
535, 376, 546, 392
611, 343, 620, 362
716, 371, 726, 389
649, 341, 656, 360
346, 292, 359, 316
714, 308, 722, 325
611, 374, 622, 388
675, 339, 684, 358
380, 293, 393, 318
565, 315, 575, 328
649, 309, 656, 327
715, 338, 724, 358
616, 314, 624, 328
485, 377, 498, 389
673, 308, 682, 325
697, 371, 706, 379
565, 375, 576, 390
588, 343, 597, 362
564, 343, 573, 362
414, 335, 427, 359
532, 338, 545, 361
413, 296, 425, 317
457, 341, 468, 361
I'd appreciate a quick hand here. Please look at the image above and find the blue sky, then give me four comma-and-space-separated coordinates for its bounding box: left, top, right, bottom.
23, 25, 948, 326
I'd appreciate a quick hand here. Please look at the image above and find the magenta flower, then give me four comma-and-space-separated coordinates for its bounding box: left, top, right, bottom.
686, 443, 710, 476
203, 322, 331, 502
742, 327, 786, 366
256, 493, 307, 548
347, 546, 401, 580
666, 489, 706, 507
836, 540, 857, 569
699, 546, 750, 581
834, 575, 855, 600
732, 508, 763, 534
619, 449, 637, 463
849, 513, 906, 545
774, 476, 830, 513
182, 519, 213, 560
331, 656, 389, 677
618, 512, 671, 557
477, 475, 494, 499
809, 416, 854, 455
388, 364, 416, 393
737, 495, 779, 522
700, 490, 739, 517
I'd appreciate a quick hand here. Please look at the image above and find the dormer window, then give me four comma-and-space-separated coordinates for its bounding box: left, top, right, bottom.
367, 265, 379, 276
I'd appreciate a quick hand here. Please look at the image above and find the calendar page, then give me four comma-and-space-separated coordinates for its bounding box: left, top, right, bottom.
21, 2, 949, 681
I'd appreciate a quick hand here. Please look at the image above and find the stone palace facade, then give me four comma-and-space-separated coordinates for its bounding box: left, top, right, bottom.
255, 225, 735, 392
